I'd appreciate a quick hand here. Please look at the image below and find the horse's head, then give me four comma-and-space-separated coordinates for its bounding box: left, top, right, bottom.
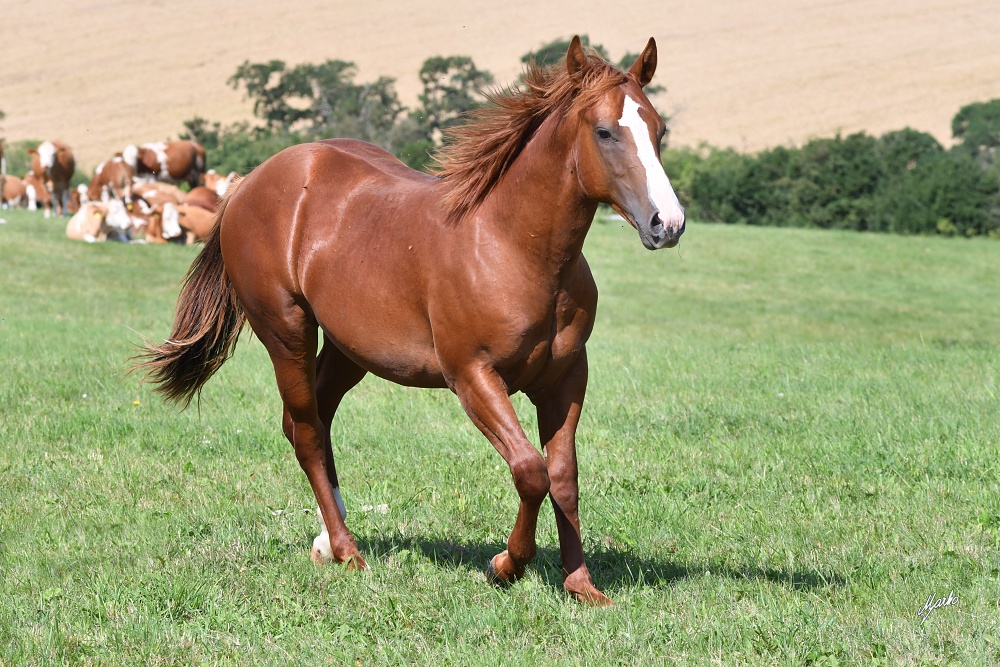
570, 37, 685, 249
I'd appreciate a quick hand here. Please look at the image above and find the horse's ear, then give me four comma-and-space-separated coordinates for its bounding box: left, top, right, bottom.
628, 37, 658, 88
566, 35, 586, 79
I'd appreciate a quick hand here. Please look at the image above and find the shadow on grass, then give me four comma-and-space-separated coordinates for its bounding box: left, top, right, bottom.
356, 534, 845, 594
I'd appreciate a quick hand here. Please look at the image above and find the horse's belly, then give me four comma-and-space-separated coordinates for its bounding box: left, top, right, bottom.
313, 298, 446, 389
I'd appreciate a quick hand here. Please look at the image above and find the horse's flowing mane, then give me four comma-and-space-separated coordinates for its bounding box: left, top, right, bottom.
432, 49, 628, 222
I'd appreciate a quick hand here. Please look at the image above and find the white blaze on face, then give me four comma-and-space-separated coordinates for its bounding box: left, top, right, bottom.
618, 95, 684, 226
37, 141, 56, 170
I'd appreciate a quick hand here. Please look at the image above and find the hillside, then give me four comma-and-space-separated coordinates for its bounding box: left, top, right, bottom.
2, 0, 998, 170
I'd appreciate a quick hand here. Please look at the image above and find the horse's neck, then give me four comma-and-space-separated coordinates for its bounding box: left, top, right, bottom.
478, 116, 597, 272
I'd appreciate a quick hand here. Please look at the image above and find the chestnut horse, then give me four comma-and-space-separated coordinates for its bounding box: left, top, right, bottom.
134, 36, 684, 606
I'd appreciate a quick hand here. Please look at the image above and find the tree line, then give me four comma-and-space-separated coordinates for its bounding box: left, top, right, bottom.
180, 36, 648, 176
664, 99, 1000, 238
5, 38, 999, 239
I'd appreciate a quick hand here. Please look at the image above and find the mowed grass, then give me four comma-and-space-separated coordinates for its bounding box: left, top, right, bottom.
1, 207, 998, 665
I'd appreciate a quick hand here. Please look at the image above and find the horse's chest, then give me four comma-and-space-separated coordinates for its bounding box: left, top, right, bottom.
499, 290, 594, 392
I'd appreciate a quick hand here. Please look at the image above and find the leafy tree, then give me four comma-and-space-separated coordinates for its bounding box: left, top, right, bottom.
877, 128, 943, 173
228, 59, 405, 148
181, 117, 301, 176
228, 59, 308, 131
418, 56, 494, 139
2, 139, 40, 178
876, 150, 1000, 236
180, 116, 222, 153
389, 111, 436, 172
788, 133, 884, 230
952, 99, 1000, 163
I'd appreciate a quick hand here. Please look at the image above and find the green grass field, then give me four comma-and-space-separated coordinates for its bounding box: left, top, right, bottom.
1, 208, 998, 665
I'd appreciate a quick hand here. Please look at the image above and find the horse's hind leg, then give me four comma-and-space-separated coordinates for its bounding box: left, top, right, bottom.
295, 335, 367, 564
259, 312, 366, 570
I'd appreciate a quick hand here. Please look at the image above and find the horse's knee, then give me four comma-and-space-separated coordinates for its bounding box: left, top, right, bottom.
510, 453, 550, 504
547, 463, 579, 514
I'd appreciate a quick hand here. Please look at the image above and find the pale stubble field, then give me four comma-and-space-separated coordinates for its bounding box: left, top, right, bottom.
2, 0, 999, 169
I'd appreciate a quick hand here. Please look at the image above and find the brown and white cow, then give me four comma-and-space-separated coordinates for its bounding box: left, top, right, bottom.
132, 181, 186, 211
28, 140, 76, 217
123, 140, 205, 188
175, 202, 217, 242
142, 201, 185, 244
202, 169, 238, 196
2, 175, 26, 209
86, 156, 133, 205
66, 199, 134, 242
66, 202, 109, 242
22, 170, 52, 214
184, 185, 220, 212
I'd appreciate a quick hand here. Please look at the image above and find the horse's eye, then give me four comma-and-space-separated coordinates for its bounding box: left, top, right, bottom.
596, 128, 613, 141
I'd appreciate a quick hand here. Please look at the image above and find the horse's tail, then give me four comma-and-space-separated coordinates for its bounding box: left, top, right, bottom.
129, 177, 246, 407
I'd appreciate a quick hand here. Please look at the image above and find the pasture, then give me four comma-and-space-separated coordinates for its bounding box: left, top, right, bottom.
1, 209, 998, 664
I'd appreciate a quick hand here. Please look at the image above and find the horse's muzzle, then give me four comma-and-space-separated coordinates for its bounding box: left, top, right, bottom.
644, 212, 685, 250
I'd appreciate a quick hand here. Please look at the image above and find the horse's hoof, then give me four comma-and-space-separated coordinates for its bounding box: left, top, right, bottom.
486, 552, 521, 587
569, 587, 614, 607
485, 555, 507, 587
346, 554, 369, 571
563, 567, 613, 606
311, 532, 333, 565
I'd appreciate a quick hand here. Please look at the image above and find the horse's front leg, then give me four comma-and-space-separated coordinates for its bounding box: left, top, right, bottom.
532, 348, 612, 606
452, 366, 550, 585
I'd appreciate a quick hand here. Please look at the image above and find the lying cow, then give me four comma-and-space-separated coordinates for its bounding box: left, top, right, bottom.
2, 175, 26, 209
132, 181, 186, 209
66, 200, 134, 242
143, 201, 185, 244
184, 185, 220, 212
176, 202, 216, 242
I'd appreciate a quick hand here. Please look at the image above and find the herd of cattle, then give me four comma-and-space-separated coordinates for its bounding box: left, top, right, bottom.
0, 138, 238, 244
